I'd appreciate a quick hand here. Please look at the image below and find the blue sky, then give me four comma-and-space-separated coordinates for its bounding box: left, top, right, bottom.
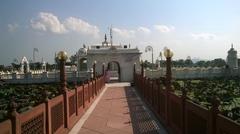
0, 0, 240, 65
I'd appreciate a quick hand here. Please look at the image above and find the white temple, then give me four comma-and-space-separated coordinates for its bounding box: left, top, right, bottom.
75, 32, 141, 81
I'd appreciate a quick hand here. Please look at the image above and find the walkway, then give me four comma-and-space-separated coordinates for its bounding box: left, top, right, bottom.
70, 83, 167, 134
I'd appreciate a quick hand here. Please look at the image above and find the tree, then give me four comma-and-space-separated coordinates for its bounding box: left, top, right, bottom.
11, 63, 20, 70
195, 60, 206, 67
210, 58, 226, 67
185, 56, 193, 67
0, 65, 4, 71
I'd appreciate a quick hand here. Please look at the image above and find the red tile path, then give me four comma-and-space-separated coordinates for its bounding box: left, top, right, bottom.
75, 83, 167, 134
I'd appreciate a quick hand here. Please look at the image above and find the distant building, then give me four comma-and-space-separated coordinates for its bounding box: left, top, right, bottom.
226, 44, 238, 69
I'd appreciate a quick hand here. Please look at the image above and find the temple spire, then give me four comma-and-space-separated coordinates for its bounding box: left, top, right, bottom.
231, 43, 233, 48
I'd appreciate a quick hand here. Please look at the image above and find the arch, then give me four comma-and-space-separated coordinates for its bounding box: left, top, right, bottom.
20, 56, 29, 73
78, 57, 87, 71
107, 61, 121, 82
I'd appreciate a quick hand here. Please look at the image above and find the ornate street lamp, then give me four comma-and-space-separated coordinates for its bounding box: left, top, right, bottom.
57, 51, 68, 92
164, 48, 173, 88
57, 51, 70, 128
145, 45, 154, 77
164, 48, 173, 126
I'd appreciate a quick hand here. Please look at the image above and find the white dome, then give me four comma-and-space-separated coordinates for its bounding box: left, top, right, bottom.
78, 48, 87, 57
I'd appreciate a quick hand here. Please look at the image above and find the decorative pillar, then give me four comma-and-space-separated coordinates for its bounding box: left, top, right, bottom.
210, 96, 220, 134
181, 86, 187, 134
42, 89, 50, 134
164, 48, 174, 126
57, 51, 69, 128
166, 57, 172, 91
9, 97, 20, 134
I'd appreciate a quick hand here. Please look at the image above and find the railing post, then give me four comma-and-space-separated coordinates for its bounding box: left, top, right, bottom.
74, 82, 79, 116
42, 89, 50, 134
87, 80, 90, 103
102, 63, 105, 76
210, 96, 220, 134
156, 78, 160, 114
9, 98, 20, 134
83, 81, 85, 108
133, 63, 136, 84
181, 86, 187, 134
93, 61, 96, 79
151, 79, 154, 106
141, 62, 144, 77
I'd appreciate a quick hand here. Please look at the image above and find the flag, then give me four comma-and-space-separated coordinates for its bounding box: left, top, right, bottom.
34, 48, 38, 52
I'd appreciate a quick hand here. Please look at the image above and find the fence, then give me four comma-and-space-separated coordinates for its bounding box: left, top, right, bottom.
0, 75, 105, 134
134, 73, 240, 134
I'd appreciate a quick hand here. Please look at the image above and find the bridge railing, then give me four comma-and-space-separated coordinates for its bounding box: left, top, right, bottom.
0, 75, 106, 134
134, 73, 240, 134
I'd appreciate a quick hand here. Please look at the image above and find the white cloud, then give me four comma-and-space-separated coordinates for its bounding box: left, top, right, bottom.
30, 12, 99, 37
8, 23, 19, 32
64, 17, 99, 37
137, 27, 151, 34
31, 12, 67, 34
112, 28, 135, 38
154, 25, 175, 33
191, 33, 217, 40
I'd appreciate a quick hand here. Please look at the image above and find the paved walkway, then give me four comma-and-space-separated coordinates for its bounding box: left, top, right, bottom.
70, 83, 167, 134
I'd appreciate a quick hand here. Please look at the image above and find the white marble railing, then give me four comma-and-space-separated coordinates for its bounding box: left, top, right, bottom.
0, 71, 91, 84
137, 67, 240, 79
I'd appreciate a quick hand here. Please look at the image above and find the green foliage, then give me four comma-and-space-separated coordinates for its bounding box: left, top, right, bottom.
173, 78, 240, 123
0, 82, 75, 122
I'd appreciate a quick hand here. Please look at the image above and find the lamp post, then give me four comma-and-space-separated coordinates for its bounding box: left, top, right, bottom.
164, 48, 173, 90
164, 48, 173, 126
57, 51, 69, 128
57, 51, 68, 92
145, 45, 153, 78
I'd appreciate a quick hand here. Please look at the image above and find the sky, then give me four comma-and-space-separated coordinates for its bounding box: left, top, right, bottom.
0, 0, 240, 65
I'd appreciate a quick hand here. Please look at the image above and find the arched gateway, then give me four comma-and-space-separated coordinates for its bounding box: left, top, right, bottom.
107, 61, 121, 81
76, 35, 141, 82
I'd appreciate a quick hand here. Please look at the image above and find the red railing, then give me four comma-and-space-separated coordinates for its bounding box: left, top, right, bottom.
0, 75, 106, 134
134, 73, 240, 134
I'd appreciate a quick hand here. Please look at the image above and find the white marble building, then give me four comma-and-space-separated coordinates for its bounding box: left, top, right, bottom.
76, 34, 141, 82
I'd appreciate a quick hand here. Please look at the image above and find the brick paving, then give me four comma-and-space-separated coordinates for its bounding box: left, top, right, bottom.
76, 83, 167, 134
